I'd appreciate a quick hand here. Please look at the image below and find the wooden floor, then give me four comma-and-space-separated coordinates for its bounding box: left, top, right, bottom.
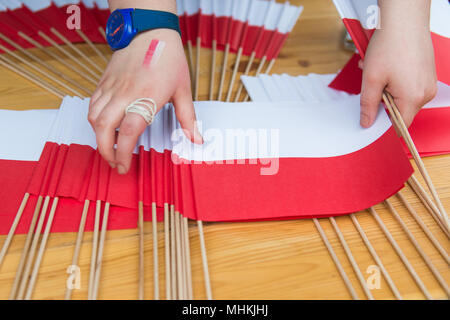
0, 0, 448, 300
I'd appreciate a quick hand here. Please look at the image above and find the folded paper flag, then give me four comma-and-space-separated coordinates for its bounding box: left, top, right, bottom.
242, 73, 450, 158
0, 96, 413, 234
332, 0, 450, 86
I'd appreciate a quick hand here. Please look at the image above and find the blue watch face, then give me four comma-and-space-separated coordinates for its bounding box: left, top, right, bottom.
106, 10, 126, 49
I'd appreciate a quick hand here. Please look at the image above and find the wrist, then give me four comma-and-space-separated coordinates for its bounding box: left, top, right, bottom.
108, 0, 176, 14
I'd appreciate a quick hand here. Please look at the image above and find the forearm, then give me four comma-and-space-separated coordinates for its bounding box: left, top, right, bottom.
379, 0, 430, 32
108, 0, 176, 14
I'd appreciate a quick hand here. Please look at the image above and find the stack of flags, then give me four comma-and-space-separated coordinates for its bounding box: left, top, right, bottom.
0, 0, 303, 102
0, 95, 414, 298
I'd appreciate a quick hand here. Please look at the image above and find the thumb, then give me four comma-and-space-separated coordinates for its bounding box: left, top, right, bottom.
360, 72, 386, 128
172, 86, 203, 144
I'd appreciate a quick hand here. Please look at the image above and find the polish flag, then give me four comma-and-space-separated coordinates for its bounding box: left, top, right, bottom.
332, 0, 450, 86
0, 96, 412, 235
242, 72, 450, 158
212, 0, 234, 51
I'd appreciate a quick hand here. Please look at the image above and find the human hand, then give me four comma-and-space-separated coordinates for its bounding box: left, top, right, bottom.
88, 28, 202, 175
359, 0, 437, 128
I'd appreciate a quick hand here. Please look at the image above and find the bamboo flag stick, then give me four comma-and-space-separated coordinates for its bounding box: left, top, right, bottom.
16, 195, 51, 300
164, 203, 171, 300
384, 200, 449, 296
197, 220, 212, 300
18, 31, 98, 87
174, 211, 184, 299
0, 193, 30, 268
187, 40, 195, 90
329, 217, 374, 300
179, 214, 187, 299
194, 37, 201, 101
209, 39, 217, 101
88, 200, 102, 299
0, 55, 64, 98
225, 47, 243, 102
138, 201, 145, 300
24, 197, 60, 300
383, 93, 448, 229
50, 28, 103, 74
151, 202, 160, 300
92, 202, 110, 300
217, 43, 230, 101
350, 213, 402, 300
396, 192, 449, 263
75, 29, 108, 64
37, 31, 101, 80
183, 217, 193, 299
65, 199, 90, 300
369, 207, 433, 300
407, 177, 450, 238
234, 51, 255, 102
243, 56, 267, 102
264, 58, 276, 75
98, 27, 107, 41
0, 44, 83, 97
0, 34, 90, 95
170, 205, 177, 299
8, 196, 43, 300
312, 218, 358, 300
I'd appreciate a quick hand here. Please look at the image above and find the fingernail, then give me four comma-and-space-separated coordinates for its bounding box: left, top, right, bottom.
360, 113, 371, 128
117, 164, 126, 175
109, 162, 116, 169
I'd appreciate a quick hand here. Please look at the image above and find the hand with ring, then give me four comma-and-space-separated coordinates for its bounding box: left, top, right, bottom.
88, 3, 202, 175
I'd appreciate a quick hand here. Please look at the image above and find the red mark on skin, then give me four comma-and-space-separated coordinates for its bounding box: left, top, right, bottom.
143, 39, 159, 68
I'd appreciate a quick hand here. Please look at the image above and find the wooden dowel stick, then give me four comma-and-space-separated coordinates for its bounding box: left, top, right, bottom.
384, 200, 449, 296
312, 218, 358, 300
138, 201, 145, 300
0, 193, 30, 268
197, 220, 212, 300
243, 56, 267, 102
369, 207, 433, 299
217, 43, 230, 101
50, 28, 103, 74
225, 47, 243, 102
8, 196, 43, 300
0, 55, 64, 98
170, 205, 177, 299
75, 29, 108, 64
209, 40, 217, 101
350, 214, 402, 300
0, 44, 83, 97
407, 176, 450, 237
92, 202, 110, 300
88, 200, 101, 300
65, 199, 90, 300
187, 40, 195, 88
16, 195, 51, 300
194, 37, 201, 101
383, 93, 448, 229
152, 202, 159, 300
164, 203, 171, 300
396, 192, 449, 263
98, 27, 107, 41
37, 31, 101, 80
179, 214, 187, 299
234, 51, 256, 102
18, 31, 98, 87
329, 217, 374, 300
183, 217, 193, 300
174, 211, 184, 299
264, 58, 276, 75
24, 197, 60, 300
0, 33, 90, 93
